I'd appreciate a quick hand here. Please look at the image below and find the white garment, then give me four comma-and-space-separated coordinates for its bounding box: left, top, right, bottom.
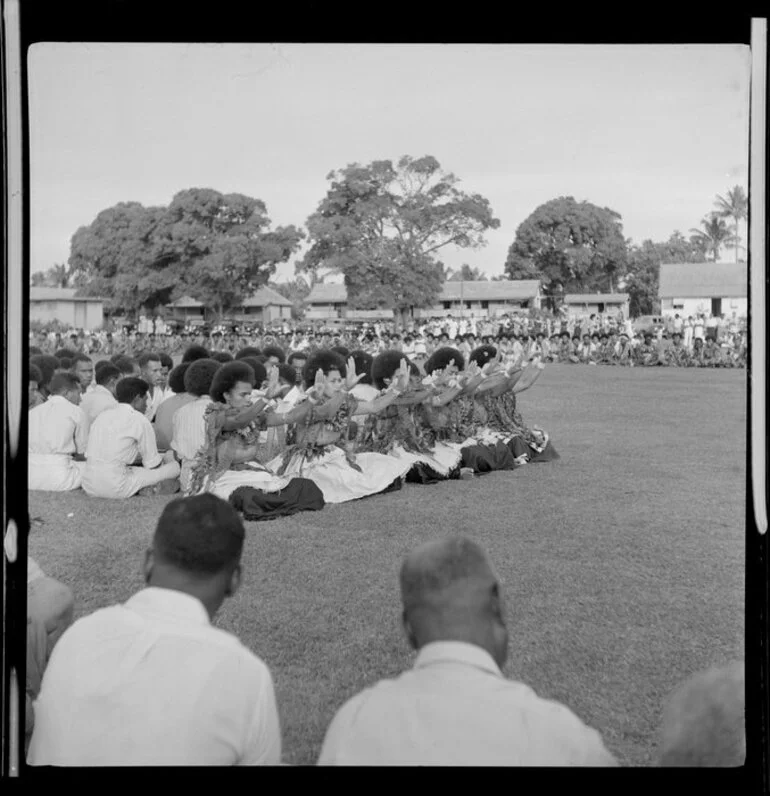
171, 396, 210, 492
144, 386, 165, 422
83, 404, 180, 498
28, 587, 281, 766
80, 384, 118, 427
28, 396, 88, 491
318, 641, 617, 766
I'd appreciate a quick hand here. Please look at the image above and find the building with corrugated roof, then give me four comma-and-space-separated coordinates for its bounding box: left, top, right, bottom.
305, 280, 542, 320
658, 262, 747, 318
562, 293, 630, 317
30, 287, 105, 329
166, 286, 293, 325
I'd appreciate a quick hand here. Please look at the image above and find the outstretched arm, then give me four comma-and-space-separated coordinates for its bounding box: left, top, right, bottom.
220, 399, 270, 432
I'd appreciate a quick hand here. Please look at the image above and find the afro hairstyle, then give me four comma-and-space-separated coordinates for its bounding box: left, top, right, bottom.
181, 344, 211, 364
183, 358, 222, 397
302, 349, 347, 389
167, 362, 191, 394
235, 346, 262, 360
469, 345, 498, 367
238, 357, 267, 388
423, 346, 465, 376
262, 345, 286, 363
350, 349, 374, 386
210, 351, 234, 363
371, 350, 408, 390
210, 361, 257, 403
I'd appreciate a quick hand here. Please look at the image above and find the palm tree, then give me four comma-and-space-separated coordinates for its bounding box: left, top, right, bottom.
714, 186, 748, 263
689, 214, 737, 262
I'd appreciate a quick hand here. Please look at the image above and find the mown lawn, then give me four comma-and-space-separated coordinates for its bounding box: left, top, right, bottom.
27, 364, 746, 766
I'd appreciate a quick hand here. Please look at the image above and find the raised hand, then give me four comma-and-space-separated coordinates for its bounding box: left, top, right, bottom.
346, 357, 366, 390
393, 357, 410, 391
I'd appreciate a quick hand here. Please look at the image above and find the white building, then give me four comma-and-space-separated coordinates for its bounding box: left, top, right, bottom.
30, 287, 105, 329
658, 262, 747, 319
562, 293, 629, 317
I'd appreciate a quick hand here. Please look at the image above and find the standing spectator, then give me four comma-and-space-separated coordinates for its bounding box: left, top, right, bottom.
693, 314, 706, 345
28, 494, 282, 766
318, 537, 617, 766
705, 313, 720, 342
683, 316, 695, 350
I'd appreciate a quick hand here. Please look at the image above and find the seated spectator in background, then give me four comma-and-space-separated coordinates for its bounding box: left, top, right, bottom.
635, 333, 659, 366
154, 362, 194, 452
30, 355, 60, 400
69, 353, 94, 393
80, 363, 121, 426
158, 352, 174, 400
318, 537, 617, 766
657, 660, 744, 767
138, 352, 165, 422
26, 553, 75, 751
29, 364, 45, 409
172, 359, 222, 493
82, 377, 180, 499
28, 373, 88, 492
28, 494, 282, 766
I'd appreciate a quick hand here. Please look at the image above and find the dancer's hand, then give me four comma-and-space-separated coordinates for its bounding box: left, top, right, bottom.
346, 357, 366, 390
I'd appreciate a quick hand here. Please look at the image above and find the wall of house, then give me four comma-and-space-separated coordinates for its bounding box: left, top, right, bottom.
564, 301, 629, 317
660, 296, 748, 318
30, 300, 104, 329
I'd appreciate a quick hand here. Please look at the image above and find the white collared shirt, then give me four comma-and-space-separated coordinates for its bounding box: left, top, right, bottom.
28, 396, 88, 456
28, 587, 281, 766
318, 641, 617, 766
144, 385, 165, 422
85, 403, 162, 469
80, 384, 118, 426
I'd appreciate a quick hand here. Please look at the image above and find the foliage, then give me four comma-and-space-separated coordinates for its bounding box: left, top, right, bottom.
270, 277, 312, 320
688, 214, 737, 262
30, 263, 72, 288
447, 263, 487, 281
713, 185, 748, 263
68, 190, 303, 317
298, 155, 500, 326
504, 197, 628, 307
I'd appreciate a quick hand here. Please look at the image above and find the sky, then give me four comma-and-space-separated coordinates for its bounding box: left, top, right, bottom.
28, 43, 751, 282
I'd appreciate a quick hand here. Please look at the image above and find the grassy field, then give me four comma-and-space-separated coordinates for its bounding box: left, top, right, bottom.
27, 364, 746, 766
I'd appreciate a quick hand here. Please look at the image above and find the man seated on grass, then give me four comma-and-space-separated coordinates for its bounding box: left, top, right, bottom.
26, 553, 75, 752
80, 362, 121, 426
171, 358, 223, 493
82, 376, 181, 499
318, 537, 617, 766
28, 372, 88, 492
138, 352, 165, 422
154, 362, 194, 452
657, 660, 744, 767
69, 353, 94, 393
27, 494, 282, 767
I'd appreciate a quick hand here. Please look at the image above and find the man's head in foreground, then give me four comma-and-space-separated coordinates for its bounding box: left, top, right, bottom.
399, 537, 508, 669
143, 494, 246, 621
658, 660, 745, 767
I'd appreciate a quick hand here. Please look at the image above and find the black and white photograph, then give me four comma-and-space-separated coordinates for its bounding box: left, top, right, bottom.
3, 12, 767, 774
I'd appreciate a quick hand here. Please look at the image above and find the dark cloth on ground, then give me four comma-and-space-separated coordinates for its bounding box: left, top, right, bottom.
229, 478, 324, 521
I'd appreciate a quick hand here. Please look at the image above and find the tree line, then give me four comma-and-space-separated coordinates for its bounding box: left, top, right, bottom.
31, 155, 747, 321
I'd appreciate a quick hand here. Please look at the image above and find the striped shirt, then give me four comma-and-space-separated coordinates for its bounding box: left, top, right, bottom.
171, 397, 210, 462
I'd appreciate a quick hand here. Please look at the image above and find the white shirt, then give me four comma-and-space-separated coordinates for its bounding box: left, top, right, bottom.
28, 396, 88, 457
145, 385, 165, 422
171, 396, 210, 462
28, 587, 281, 766
80, 384, 118, 427
318, 641, 617, 767
86, 403, 162, 469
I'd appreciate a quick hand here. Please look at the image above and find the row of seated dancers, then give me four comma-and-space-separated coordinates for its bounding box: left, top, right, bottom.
27, 343, 559, 514
24, 494, 745, 766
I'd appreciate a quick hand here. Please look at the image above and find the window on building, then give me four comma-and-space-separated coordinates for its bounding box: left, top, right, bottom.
442, 301, 451, 310
521, 300, 529, 309
465, 301, 472, 310
481, 300, 489, 309
673, 301, 684, 310
597, 303, 605, 313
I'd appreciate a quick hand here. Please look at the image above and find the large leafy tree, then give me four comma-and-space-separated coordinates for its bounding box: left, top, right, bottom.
447, 263, 487, 281
269, 276, 312, 320
689, 214, 737, 262
504, 197, 628, 308
68, 190, 303, 317
31, 263, 71, 288
298, 155, 500, 327
713, 185, 748, 263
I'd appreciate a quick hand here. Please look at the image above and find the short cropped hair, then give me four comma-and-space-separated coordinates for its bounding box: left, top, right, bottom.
235, 346, 262, 360
210, 351, 234, 363
350, 350, 374, 386
137, 352, 161, 369
58, 357, 73, 370
167, 362, 190, 394
96, 363, 122, 386
54, 348, 78, 361
277, 362, 297, 386
181, 344, 211, 363
210, 361, 256, 403
29, 364, 43, 385
70, 353, 92, 366
153, 494, 245, 576
48, 372, 82, 395
116, 377, 150, 404
302, 350, 347, 389
262, 345, 286, 363
112, 355, 138, 375
30, 355, 59, 390
424, 347, 465, 376
183, 359, 222, 397
372, 350, 407, 390
159, 352, 174, 370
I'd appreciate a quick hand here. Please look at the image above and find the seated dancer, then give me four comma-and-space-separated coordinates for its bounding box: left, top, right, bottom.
82, 377, 181, 499
154, 362, 194, 452
80, 362, 121, 425
28, 372, 88, 492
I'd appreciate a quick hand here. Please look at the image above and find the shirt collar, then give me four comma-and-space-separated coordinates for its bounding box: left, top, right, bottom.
414, 640, 502, 677
124, 587, 210, 626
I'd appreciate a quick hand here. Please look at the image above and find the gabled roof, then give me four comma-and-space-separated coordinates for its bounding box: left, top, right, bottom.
167, 295, 205, 308
563, 293, 629, 304
239, 286, 293, 308
307, 280, 541, 305
658, 262, 747, 298
440, 280, 541, 300
30, 287, 104, 302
